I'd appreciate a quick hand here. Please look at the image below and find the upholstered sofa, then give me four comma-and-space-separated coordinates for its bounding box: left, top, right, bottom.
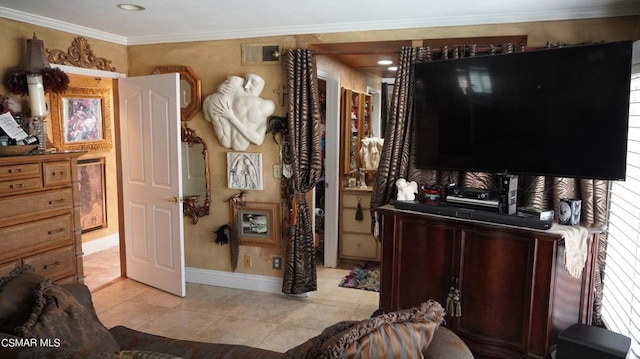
0, 265, 474, 358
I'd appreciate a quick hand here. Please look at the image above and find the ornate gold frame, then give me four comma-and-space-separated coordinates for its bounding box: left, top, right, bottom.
181, 125, 210, 224
50, 86, 113, 151
152, 65, 202, 121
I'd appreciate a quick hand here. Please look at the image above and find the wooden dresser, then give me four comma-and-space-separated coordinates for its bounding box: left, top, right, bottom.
0, 152, 85, 283
376, 204, 599, 359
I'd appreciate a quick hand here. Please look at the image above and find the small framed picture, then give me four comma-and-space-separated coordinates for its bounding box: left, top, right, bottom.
230, 202, 281, 247
78, 157, 107, 233
227, 152, 263, 190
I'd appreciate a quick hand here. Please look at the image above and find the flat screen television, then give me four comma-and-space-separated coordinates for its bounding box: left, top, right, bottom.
413, 40, 633, 180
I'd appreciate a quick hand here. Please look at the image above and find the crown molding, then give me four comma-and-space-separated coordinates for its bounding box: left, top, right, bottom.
1, 5, 639, 46
0, 6, 128, 45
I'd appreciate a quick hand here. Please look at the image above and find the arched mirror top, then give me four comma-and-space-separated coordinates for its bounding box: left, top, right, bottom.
153, 65, 202, 121
181, 125, 210, 223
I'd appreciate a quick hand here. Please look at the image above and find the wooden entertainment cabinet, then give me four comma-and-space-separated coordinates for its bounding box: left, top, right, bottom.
376, 204, 599, 359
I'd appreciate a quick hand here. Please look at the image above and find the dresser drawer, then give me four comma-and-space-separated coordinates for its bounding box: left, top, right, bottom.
0, 188, 72, 222
0, 260, 19, 276
341, 233, 380, 260
0, 163, 41, 180
342, 193, 371, 209
342, 208, 372, 233
0, 177, 42, 196
43, 161, 71, 187
0, 214, 73, 260
23, 246, 75, 280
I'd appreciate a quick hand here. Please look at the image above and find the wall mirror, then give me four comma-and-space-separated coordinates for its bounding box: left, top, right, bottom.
152, 65, 202, 121
181, 125, 210, 223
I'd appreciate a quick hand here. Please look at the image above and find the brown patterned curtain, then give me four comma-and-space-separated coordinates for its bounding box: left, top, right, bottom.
282, 49, 323, 295
370, 44, 609, 325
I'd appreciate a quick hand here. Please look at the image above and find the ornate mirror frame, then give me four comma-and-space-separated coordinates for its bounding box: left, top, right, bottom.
152, 65, 202, 121
182, 125, 210, 223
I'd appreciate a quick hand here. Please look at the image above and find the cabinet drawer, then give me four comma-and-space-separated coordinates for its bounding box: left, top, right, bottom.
0, 177, 42, 196
343, 209, 372, 233
342, 193, 371, 209
0, 188, 72, 222
341, 233, 379, 260
43, 161, 71, 187
0, 214, 73, 260
24, 246, 75, 280
0, 260, 19, 276
0, 163, 41, 180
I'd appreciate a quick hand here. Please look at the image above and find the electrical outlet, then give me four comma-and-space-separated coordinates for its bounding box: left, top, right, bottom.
244, 255, 252, 268
272, 256, 282, 269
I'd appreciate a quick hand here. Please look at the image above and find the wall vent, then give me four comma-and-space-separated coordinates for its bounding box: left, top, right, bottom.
242, 43, 281, 65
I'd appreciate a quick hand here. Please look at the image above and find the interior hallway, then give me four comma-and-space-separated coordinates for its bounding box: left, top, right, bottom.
83, 248, 379, 352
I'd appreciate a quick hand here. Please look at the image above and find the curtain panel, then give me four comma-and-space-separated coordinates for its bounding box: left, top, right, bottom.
281, 49, 323, 295
370, 44, 609, 325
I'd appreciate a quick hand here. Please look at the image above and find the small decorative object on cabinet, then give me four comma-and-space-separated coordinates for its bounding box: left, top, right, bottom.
0, 152, 85, 282
376, 204, 599, 359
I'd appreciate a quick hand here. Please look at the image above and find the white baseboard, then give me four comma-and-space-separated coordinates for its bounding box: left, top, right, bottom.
82, 233, 119, 256
185, 267, 284, 294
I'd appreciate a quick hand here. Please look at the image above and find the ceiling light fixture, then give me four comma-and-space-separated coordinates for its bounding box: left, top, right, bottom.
377, 60, 393, 65
388, 66, 398, 71
117, 4, 145, 11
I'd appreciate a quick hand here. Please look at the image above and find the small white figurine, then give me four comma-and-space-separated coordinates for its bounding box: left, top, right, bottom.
396, 178, 418, 201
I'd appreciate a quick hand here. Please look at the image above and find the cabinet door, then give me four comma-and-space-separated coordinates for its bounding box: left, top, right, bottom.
454, 226, 535, 357
389, 215, 457, 310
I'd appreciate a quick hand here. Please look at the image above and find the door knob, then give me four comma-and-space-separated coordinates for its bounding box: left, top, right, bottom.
163, 196, 180, 203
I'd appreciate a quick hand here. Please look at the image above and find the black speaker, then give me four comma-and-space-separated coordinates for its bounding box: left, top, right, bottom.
499, 174, 518, 215
555, 324, 631, 359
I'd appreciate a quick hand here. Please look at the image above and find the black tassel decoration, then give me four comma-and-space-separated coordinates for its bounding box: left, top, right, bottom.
214, 224, 230, 245
355, 198, 364, 221
229, 224, 239, 272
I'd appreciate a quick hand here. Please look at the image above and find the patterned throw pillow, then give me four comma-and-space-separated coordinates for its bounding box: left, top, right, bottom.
286, 301, 445, 359
15, 278, 120, 354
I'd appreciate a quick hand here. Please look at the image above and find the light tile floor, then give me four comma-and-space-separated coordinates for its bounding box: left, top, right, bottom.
83, 248, 379, 353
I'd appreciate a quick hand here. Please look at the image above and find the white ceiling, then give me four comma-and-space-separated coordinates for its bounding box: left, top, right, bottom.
0, 0, 638, 45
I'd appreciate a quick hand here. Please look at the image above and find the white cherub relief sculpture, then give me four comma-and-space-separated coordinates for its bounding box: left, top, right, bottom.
396, 178, 418, 201
204, 74, 275, 151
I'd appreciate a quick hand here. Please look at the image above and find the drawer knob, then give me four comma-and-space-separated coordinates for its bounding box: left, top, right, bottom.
51, 171, 65, 176
48, 199, 65, 205
9, 183, 24, 189
43, 261, 61, 270
47, 228, 65, 235
8, 168, 22, 173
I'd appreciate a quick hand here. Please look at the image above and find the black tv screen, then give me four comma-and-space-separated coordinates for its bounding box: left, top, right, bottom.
413, 40, 632, 180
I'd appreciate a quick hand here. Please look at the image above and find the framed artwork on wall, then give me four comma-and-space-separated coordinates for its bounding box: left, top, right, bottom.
50, 87, 113, 151
226, 152, 263, 190
78, 157, 107, 233
230, 202, 281, 247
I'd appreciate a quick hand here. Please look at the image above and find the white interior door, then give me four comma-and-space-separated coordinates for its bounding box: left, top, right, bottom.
118, 73, 185, 297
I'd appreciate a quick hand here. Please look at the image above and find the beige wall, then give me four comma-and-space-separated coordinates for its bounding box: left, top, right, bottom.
0, 19, 128, 248
1, 15, 639, 278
